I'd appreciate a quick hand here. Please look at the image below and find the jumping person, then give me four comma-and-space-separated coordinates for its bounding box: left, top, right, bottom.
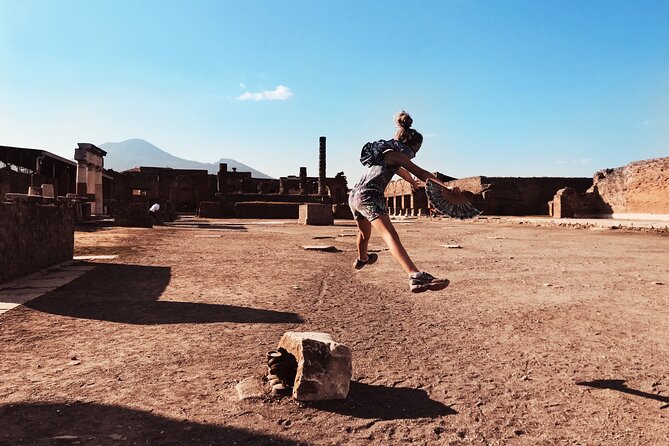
348, 111, 460, 293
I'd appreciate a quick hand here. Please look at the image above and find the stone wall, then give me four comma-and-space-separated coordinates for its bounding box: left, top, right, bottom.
0, 202, 75, 283
590, 157, 669, 217
446, 176, 593, 216
114, 197, 155, 227
333, 204, 354, 220
234, 202, 300, 219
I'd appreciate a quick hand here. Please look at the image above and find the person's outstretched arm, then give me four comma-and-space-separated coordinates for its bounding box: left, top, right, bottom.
395, 167, 421, 191
384, 151, 459, 192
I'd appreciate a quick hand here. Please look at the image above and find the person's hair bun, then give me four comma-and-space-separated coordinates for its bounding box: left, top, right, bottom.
394, 111, 413, 130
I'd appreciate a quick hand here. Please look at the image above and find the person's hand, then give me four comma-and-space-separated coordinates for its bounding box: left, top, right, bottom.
410, 180, 422, 192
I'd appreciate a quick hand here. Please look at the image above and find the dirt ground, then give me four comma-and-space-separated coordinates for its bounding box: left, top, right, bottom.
1, 216, 668, 445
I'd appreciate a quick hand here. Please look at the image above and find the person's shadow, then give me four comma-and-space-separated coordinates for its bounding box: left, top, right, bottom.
1, 401, 308, 445
577, 379, 669, 409
26, 263, 303, 325
305, 381, 456, 420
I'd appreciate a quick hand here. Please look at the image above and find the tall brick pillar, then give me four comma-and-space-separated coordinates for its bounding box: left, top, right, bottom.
299, 167, 307, 195
217, 163, 228, 194
318, 136, 326, 197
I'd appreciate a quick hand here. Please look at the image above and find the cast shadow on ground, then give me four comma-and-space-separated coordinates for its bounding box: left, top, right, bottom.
0, 402, 308, 446
577, 379, 669, 409
165, 222, 248, 231
26, 263, 303, 325
305, 381, 456, 420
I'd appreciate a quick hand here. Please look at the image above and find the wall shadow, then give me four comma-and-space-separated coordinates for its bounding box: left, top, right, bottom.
26, 263, 303, 325
0, 402, 308, 445
166, 222, 247, 231
304, 381, 456, 420
577, 379, 669, 409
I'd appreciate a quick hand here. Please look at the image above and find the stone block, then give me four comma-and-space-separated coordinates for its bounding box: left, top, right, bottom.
235, 202, 299, 219
277, 331, 352, 401
0, 202, 75, 284
41, 184, 55, 198
235, 377, 266, 401
299, 204, 333, 225
333, 204, 354, 220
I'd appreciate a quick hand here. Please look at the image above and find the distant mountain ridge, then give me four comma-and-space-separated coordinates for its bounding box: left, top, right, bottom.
99, 139, 273, 179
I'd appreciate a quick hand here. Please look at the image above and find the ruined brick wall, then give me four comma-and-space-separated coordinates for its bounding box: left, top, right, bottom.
198, 201, 224, 218
0, 168, 10, 200
234, 202, 299, 219
114, 197, 155, 227
445, 176, 593, 216
0, 202, 74, 283
333, 204, 354, 220
0, 167, 31, 197
591, 157, 669, 215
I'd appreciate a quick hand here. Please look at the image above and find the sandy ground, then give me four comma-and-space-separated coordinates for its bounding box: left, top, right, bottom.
1, 216, 668, 445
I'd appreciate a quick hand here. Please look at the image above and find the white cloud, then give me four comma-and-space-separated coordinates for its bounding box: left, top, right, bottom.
557, 158, 591, 165
239, 83, 246, 89
423, 132, 438, 138
237, 85, 293, 101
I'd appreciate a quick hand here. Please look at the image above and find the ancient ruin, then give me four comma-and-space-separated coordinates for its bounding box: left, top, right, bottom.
0, 145, 77, 199
74, 143, 107, 215
2, 137, 668, 287
276, 332, 352, 401
386, 174, 593, 216
550, 157, 669, 219
200, 137, 349, 220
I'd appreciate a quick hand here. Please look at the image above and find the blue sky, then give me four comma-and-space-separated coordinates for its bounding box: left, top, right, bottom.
1, 0, 667, 181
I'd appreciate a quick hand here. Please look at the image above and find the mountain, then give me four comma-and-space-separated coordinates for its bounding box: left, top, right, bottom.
99, 139, 273, 179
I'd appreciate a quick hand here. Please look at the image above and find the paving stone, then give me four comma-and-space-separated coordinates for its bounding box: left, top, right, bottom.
302, 245, 338, 252
235, 377, 266, 400
72, 255, 119, 260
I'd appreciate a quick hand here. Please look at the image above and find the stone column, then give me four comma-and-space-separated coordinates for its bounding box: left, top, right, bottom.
299, 167, 307, 195
74, 143, 107, 216
76, 163, 88, 195
94, 166, 103, 214
318, 137, 326, 197
217, 163, 228, 194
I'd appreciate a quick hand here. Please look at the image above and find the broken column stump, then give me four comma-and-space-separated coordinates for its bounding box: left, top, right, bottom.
277, 332, 352, 401
299, 203, 334, 226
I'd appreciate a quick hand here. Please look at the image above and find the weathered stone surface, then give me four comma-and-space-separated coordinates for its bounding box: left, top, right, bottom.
302, 245, 338, 252
0, 202, 75, 284
443, 176, 593, 216
235, 377, 265, 400
591, 157, 669, 216
549, 157, 669, 219
277, 332, 352, 401
41, 184, 55, 198
299, 204, 334, 225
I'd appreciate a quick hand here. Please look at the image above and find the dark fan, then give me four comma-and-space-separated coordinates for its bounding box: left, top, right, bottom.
425, 178, 482, 219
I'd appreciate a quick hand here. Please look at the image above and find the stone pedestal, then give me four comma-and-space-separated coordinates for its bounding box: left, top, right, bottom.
277, 332, 352, 401
299, 204, 333, 225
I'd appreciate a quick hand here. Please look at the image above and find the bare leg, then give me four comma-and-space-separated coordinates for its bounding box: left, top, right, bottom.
354, 217, 372, 261
370, 215, 419, 275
